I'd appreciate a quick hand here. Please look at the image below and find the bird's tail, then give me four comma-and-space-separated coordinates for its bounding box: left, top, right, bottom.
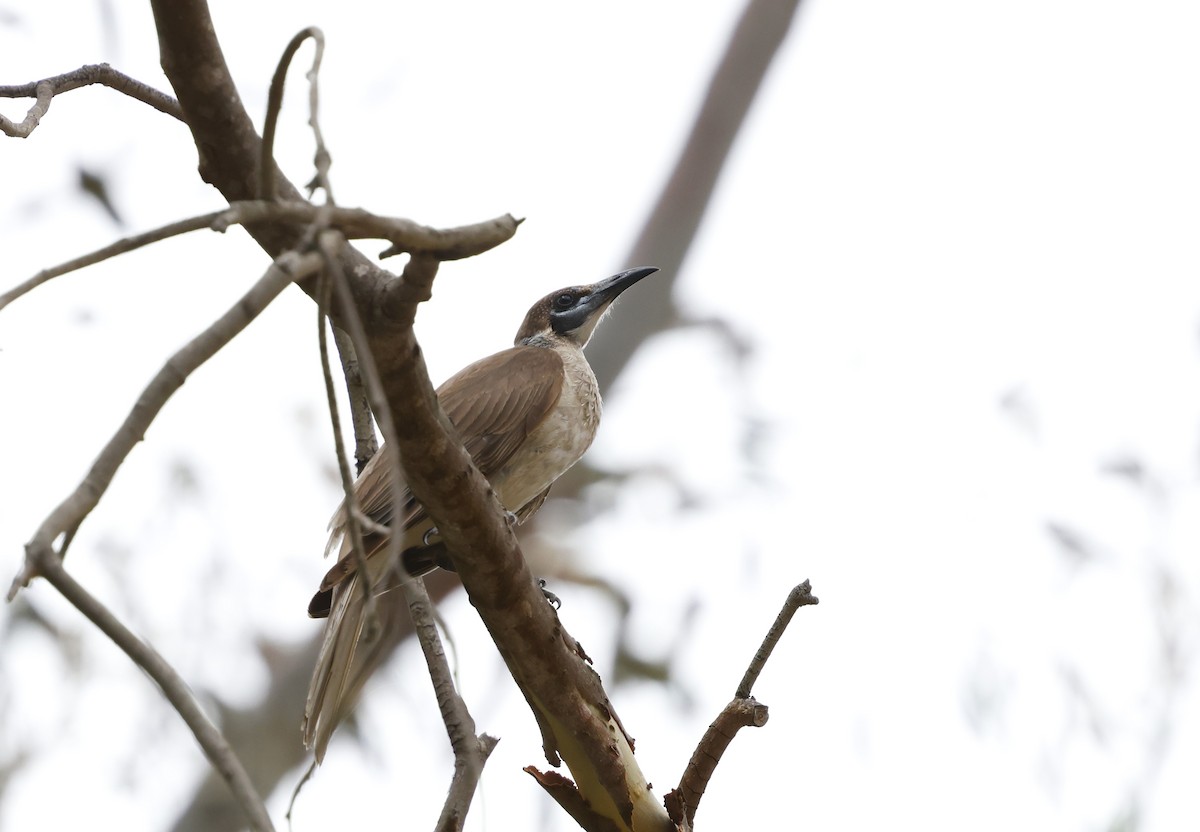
302, 567, 408, 762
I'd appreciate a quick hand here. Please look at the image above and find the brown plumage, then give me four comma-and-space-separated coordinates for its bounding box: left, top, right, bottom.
303, 267, 657, 761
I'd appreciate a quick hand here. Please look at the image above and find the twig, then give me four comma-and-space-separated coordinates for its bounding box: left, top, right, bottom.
27, 522, 275, 832
1, 63, 183, 137
315, 240, 379, 630
331, 327, 378, 474
738, 580, 817, 698
322, 243, 494, 805
404, 577, 497, 832
668, 581, 818, 828
6, 249, 324, 599
260, 29, 330, 202
0, 201, 519, 312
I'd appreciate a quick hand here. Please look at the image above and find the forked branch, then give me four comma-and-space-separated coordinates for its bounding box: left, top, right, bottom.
667, 581, 818, 829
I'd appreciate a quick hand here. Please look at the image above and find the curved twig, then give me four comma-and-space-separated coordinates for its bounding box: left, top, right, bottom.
0, 63, 182, 137
260, 28, 329, 202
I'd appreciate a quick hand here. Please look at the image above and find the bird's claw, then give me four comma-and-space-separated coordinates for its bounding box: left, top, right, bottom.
422, 526, 440, 547
539, 579, 561, 610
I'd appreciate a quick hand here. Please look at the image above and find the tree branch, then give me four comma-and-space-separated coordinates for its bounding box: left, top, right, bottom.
0, 63, 182, 137
668, 581, 818, 828
27, 552, 275, 832
368, 259, 673, 831
146, 4, 665, 827
0, 201, 519, 312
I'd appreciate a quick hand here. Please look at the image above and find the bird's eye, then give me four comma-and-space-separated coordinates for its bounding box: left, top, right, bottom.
552, 293, 575, 311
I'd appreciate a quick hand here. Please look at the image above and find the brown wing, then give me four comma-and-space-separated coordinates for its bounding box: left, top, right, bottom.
438, 345, 565, 475
310, 345, 564, 610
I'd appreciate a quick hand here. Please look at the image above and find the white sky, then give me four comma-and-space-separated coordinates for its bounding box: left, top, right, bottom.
3, 0, 1200, 830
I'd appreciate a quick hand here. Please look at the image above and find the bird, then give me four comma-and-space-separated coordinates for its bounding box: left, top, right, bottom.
303, 266, 659, 761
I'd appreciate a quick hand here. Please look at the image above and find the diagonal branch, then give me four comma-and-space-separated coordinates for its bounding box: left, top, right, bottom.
667, 581, 818, 828
6, 248, 338, 832
369, 260, 673, 832
28, 552, 275, 832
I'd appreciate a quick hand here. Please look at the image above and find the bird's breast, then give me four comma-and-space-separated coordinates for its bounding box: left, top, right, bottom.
493, 347, 601, 510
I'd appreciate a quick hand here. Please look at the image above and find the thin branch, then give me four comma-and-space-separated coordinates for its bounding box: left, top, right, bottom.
320, 242, 495, 822
405, 578, 496, 832
324, 244, 492, 773
260, 29, 329, 202
0, 63, 182, 137
738, 580, 817, 699
331, 327, 378, 474
27, 528, 274, 832
7, 249, 325, 600
0, 202, 519, 312
669, 581, 818, 828
315, 240, 378, 629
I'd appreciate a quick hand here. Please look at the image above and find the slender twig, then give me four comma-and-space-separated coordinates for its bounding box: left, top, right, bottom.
6, 249, 325, 599
738, 580, 817, 698
405, 577, 496, 832
319, 241, 494, 819
331, 327, 378, 474
0, 201, 519, 312
315, 234, 378, 627
260, 29, 328, 202
669, 581, 818, 828
29, 553, 275, 832
0, 63, 183, 137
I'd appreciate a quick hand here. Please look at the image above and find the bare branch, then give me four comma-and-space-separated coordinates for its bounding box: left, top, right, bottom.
0, 202, 519, 312
26, 531, 275, 832
7, 249, 324, 599
331, 327, 379, 474
738, 580, 818, 699
169, 571, 464, 832
669, 581, 818, 828
260, 28, 330, 202
315, 239, 379, 629
0, 63, 182, 137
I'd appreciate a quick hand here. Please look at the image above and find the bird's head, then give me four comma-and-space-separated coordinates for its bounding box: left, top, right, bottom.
515, 266, 658, 347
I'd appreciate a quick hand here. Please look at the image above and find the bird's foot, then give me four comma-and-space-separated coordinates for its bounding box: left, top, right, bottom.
539, 579, 562, 610
504, 509, 520, 528
422, 526, 440, 547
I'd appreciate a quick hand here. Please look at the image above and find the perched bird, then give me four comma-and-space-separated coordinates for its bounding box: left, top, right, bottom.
303, 266, 658, 760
